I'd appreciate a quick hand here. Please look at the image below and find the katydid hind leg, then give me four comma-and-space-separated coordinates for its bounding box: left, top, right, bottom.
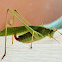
14, 9, 31, 26
1, 9, 8, 61
8, 9, 44, 40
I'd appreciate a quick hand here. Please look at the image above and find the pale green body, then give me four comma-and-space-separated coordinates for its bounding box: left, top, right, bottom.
0, 26, 55, 43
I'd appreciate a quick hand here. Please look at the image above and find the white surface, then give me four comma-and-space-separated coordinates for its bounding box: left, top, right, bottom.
0, 30, 62, 62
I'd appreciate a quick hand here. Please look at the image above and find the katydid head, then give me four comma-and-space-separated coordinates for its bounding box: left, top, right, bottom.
49, 29, 56, 38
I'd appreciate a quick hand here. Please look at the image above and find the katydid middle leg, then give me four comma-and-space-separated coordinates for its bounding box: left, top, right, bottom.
31, 31, 34, 48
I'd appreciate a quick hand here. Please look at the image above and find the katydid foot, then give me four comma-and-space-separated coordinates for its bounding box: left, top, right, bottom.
1, 53, 6, 61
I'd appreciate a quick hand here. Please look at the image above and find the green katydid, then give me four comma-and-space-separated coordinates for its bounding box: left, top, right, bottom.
0, 8, 62, 61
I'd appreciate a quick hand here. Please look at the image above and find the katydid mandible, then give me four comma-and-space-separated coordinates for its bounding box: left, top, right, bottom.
0, 8, 62, 61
